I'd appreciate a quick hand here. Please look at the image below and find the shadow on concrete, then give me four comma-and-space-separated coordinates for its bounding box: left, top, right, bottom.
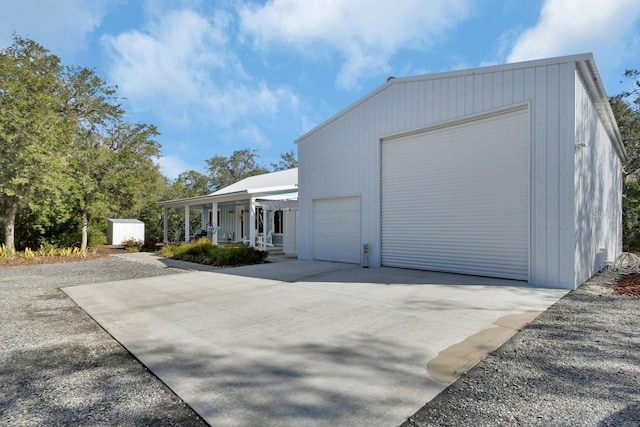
129, 332, 437, 426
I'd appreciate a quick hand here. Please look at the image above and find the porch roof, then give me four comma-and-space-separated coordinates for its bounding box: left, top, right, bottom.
255, 192, 299, 210
157, 168, 298, 209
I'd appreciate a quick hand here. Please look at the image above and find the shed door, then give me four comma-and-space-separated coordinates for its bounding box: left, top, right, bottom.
381, 107, 529, 280
313, 196, 360, 264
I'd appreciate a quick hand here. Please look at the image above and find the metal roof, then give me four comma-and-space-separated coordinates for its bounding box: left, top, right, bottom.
107, 218, 144, 224
209, 167, 298, 196
157, 168, 298, 208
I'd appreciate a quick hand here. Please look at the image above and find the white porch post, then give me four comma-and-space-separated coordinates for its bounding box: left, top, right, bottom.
201, 208, 206, 230
162, 207, 168, 244
249, 198, 256, 248
184, 205, 190, 242
211, 202, 218, 245
262, 205, 267, 242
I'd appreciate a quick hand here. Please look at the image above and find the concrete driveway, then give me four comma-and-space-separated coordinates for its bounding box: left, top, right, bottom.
63, 259, 567, 426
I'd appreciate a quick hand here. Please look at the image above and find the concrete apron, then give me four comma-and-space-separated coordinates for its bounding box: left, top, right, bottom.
62, 260, 567, 427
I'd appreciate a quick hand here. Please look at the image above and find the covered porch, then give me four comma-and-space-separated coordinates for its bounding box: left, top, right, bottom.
157, 168, 299, 255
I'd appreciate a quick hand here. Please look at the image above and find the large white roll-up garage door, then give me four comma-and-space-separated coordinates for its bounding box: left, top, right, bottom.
381, 106, 529, 280
313, 196, 360, 264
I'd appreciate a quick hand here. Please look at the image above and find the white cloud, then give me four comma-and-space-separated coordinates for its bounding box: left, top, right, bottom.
239, 0, 472, 89
0, 0, 107, 55
507, 0, 640, 66
238, 124, 272, 149
157, 155, 189, 180
102, 8, 298, 127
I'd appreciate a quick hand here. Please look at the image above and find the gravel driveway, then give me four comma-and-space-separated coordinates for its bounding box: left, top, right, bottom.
0, 257, 207, 426
403, 271, 640, 427
1, 256, 638, 426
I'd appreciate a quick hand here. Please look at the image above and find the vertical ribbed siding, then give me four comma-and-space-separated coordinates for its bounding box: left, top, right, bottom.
574, 70, 623, 287
381, 107, 530, 280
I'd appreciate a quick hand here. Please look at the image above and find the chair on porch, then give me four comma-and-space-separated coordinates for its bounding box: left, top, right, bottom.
257, 231, 273, 248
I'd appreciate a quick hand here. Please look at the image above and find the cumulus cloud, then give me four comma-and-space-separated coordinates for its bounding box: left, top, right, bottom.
239, 0, 471, 89
102, 8, 298, 127
157, 155, 190, 180
507, 0, 640, 66
0, 0, 107, 55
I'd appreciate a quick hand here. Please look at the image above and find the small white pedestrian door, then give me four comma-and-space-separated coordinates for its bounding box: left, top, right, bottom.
313, 196, 361, 264
284, 209, 298, 255
381, 106, 530, 280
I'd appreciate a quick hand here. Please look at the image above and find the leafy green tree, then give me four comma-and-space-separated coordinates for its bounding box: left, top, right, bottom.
74, 122, 163, 250
611, 69, 640, 247
206, 148, 269, 191
174, 170, 210, 195
64, 66, 124, 250
0, 36, 73, 250
271, 150, 298, 171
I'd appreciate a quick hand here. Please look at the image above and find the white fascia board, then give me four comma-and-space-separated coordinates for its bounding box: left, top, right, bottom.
157, 192, 250, 208
246, 185, 298, 195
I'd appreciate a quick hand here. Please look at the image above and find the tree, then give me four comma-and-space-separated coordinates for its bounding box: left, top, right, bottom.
611, 69, 640, 247
77, 122, 163, 250
206, 149, 269, 191
271, 150, 298, 171
64, 66, 124, 250
0, 36, 72, 251
174, 170, 210, 196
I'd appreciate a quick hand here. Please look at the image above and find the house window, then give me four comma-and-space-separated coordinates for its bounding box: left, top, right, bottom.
274, 210, 283, 234
255, 207, 264, 233
217, 210, 220, 227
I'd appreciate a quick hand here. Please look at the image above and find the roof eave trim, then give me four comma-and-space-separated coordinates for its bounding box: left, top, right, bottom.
576, 59, 628, 163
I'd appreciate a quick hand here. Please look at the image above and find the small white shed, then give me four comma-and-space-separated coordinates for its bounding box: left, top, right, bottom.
296, 53, 627, 290
107, 219, 145, 245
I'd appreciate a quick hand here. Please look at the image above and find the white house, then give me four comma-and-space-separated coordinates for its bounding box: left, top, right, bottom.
158, 168, 298, 254
296, 54, 627, 290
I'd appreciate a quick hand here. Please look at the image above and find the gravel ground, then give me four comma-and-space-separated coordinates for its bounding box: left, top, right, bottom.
2, 257, 638, 427
0, 257, 207, 426
403, 269, 640, 427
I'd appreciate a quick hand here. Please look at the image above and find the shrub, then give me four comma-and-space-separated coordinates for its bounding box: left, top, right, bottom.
23, 247, 36, 260
159, 238, 267, 267
122, 238, 143, 252
87, 226, 107, 246
37, 241, 58, 257
58, 247, 72, 257
0, 244, 15, 258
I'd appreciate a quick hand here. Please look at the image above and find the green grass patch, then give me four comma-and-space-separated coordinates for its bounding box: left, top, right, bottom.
158, 238, 268, 267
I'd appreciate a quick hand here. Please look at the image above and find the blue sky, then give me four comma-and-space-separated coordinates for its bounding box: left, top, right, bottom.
2, 0, 640, 179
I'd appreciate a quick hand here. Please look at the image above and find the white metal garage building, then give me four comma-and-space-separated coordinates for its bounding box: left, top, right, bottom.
296, 54, 627, 290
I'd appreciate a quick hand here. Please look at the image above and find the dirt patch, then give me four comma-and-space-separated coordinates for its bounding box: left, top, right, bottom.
614, 273, 640, 297
0, 246, 127, 268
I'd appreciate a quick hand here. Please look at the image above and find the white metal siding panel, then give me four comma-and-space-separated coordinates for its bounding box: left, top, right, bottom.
381, 107, 530, 280
524, 64, 576, 289
313, 196, 360, 263
574, 70, 623, 287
